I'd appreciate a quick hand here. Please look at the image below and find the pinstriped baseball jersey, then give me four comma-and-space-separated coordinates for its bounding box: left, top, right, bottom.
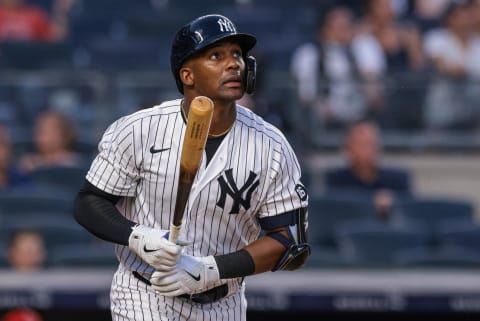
86, 98, 308, 318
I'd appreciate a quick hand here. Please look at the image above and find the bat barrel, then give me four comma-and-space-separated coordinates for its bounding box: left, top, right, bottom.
170, 96, 214, 243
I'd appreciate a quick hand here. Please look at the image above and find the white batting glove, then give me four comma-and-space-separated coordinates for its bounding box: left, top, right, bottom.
128, 225, 182, 271
150, 255, 220, 296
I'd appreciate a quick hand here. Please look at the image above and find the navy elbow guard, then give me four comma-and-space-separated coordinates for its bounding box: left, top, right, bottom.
268, 207, 311, 271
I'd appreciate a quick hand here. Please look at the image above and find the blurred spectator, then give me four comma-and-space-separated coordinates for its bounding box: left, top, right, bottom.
471, 0, 480, 35
0, 0, 73, 42
324, 120, 412, 219
0, 308, 43, 321
422, 1, 480, 130
412, 0, 453, 33
7, 228, 47, 272
18, 110, 84, 173
0, 124, 30, 190
290, 5, 385, 130
357, 0, 429, 129
359, 0, 426, 73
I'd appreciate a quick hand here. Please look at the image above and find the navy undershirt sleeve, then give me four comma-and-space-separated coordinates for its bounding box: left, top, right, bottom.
73, 180, 135, 245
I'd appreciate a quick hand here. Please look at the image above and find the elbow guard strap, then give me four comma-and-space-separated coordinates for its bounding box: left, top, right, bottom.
268, 207, 311, 271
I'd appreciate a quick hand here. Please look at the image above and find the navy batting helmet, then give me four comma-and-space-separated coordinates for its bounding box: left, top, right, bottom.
170, 14, 257, 94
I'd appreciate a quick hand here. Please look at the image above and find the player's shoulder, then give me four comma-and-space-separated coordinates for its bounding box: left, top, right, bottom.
236, 105, 289, 146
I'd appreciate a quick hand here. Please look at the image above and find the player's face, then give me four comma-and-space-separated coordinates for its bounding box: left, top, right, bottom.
183, 41, 245, 102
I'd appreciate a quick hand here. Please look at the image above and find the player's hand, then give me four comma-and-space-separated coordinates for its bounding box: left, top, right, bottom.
150, 255, 220, 296
128, 225, 182, 271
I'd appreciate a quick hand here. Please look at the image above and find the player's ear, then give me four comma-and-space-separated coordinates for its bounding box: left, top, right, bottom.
180, 67, 194, 87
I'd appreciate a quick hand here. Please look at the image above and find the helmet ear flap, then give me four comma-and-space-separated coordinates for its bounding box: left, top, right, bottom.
245, 56, 256, 94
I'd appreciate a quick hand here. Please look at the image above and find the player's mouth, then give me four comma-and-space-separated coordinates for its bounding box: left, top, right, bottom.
223, 77, 243, 89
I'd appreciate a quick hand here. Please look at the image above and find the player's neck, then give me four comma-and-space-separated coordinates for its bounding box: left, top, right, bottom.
182, 98, 236, 137
210, 100, 236, 137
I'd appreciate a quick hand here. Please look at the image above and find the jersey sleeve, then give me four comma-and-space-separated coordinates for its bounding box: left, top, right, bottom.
86, 118, 141, 197
257, 137, 308, 225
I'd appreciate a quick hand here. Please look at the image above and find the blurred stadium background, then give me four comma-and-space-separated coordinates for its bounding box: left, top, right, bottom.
1, 0, 480, 320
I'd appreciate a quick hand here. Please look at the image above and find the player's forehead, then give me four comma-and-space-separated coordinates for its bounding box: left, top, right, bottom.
199, 39, 243, 55
184, 40, 242, 66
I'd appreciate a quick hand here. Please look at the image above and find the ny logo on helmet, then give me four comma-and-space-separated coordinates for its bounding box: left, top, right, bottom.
217, 18, 236, 33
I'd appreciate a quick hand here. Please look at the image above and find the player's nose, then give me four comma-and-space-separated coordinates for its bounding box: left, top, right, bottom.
225, 54, 241, 71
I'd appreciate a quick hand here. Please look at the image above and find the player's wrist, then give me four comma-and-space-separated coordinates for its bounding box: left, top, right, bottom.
213, 249, 255, 279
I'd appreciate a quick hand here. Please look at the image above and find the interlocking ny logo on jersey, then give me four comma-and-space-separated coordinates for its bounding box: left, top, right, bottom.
217, 18, 236, 33
217, 169, 259, 214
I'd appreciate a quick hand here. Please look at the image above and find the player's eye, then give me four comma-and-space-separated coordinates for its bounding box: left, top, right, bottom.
210, 52, 221, 60
232, 50, 242, 59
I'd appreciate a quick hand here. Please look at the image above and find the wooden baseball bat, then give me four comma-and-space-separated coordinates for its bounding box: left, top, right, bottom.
169, 96, 214, 243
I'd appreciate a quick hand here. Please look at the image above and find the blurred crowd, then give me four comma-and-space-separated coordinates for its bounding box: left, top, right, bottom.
291, 0, 480, 133
1, 2, 480, 319
0, 0, 479, 276
0, 0, 479, 144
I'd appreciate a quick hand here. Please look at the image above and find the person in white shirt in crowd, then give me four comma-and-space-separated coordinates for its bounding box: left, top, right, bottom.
290, 4, 385, 131
423, 1, 480, 130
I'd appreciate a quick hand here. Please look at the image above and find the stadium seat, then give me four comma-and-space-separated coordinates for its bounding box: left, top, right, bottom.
49, 243, 117, 268
393, 245, 480, 268
29, 165, 88, 192
0, 41, 74, 69
335, 222, 430, 267
84, 38, 164, 71
1, 216, 93, 249
0, 188, 74, 215
70, 14, 121, 45
391, 197, 474, 238
305, 244, 353, 268
435, 221, 480, 254
308, 194, 377, 247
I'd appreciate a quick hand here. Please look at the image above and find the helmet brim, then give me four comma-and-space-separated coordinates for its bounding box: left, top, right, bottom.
193, 32, 257, 57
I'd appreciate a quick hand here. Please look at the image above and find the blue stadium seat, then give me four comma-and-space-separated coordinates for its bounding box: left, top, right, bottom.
305, 244, 353, 268
435, 221, 480, 254
308, 194, 377, 247
29, 165, 88, 193
1, 216, 93, 249
391, 197, 475, 238
393, 245, 480, 268
335, 222, 430, 267
49, 243, 117, 267
70, 14, 121, 45
83, 38, 165, 71
0, 188, 74, 216
0, 41, 74, 69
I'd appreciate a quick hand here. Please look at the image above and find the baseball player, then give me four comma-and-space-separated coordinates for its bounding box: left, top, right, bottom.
74, 14, 310, 321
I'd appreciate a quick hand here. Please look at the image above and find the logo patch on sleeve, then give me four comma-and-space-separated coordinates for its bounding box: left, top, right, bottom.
295, 184, 307, 201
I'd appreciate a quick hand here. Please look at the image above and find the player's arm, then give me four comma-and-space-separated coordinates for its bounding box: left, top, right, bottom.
245, 224, 309, 273
217, 207, 311, 277
74, 180, 133, 244
151, 207, 310, 296
74, 180, 181, 270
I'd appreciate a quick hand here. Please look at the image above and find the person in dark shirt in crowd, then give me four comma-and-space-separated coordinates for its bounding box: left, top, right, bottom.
324, 120, 412, 219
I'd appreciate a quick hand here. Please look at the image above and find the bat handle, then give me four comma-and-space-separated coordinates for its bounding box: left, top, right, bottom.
169, 224, 181, 244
